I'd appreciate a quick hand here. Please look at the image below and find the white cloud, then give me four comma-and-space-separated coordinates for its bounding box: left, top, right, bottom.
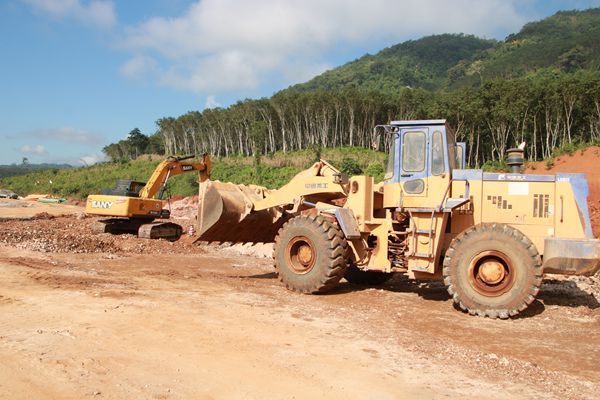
204, 95, 221, 109
23, 0, 116, 28
118, 0, 526, 95
19, 144, 47, 155
120, 54, 158, 79
78, 153, 105, 166
22, 127, 105, 145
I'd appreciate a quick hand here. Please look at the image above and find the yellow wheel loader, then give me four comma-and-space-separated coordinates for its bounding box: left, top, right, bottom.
86, 154, 210, 240
195, 120, 599, 318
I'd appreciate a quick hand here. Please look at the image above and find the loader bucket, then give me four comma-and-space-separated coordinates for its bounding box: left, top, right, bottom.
196, 180, 289, 243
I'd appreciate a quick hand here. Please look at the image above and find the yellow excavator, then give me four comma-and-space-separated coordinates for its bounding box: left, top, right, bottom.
86, 154, 210, 240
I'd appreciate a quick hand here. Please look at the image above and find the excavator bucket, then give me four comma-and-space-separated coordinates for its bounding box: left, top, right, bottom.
196, 180, 289, 243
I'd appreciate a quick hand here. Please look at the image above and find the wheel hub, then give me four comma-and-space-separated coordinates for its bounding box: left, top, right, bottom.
285, 236, 316, 274
468, 250, 515, 297
478, 260, 505, 285
297, 245, 313, 265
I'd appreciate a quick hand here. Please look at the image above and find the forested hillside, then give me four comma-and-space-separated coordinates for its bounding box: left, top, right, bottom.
448, 9, 600, 88
292, 9, 600, 92
289, 34, 497, 93
102, 9, 600, 169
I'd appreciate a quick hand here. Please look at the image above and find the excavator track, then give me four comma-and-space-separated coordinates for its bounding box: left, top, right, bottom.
138, 221, 183, 241
92, 218, 183, 241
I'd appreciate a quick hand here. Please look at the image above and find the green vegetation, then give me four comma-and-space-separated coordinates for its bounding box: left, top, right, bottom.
140, 69, 599, 169
0, 147, 386, 198
102, 128, 165, 161
290, 34, 497, 93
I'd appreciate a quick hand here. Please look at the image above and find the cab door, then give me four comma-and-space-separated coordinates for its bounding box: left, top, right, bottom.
399, 127, 429, 199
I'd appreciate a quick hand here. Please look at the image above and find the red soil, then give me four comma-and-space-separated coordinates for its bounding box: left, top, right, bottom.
526, 146, 600, 238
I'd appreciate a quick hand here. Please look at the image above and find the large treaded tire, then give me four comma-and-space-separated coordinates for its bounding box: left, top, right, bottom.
443, 223, 543, 319
273, 215, 348, 294
345, 265, 392, 286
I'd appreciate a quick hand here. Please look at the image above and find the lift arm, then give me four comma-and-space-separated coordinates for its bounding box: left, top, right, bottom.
139, 154, 211, 199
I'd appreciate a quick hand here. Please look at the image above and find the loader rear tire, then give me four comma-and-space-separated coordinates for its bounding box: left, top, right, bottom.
345, 265, 392, 286
443, 223, 543, 319
274, 215, 347, 294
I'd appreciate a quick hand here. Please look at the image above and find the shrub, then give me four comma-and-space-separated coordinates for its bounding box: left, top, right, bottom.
364, 162, 385, 182
340, 157, 363, 176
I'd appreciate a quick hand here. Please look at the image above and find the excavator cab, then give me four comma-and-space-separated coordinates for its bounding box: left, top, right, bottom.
101, 180, 146, 198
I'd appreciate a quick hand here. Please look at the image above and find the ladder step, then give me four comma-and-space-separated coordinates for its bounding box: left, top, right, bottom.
408, 253, 432, 258
413, 229, 434, 234
411, 265, 430, 272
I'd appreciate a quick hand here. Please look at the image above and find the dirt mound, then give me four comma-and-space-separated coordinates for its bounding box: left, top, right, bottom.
0, 215, 204, 255
169, 195, 199, 220
526, 146, 600, 237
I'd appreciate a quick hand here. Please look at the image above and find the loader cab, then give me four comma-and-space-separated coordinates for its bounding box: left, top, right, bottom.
382, 119, 465, 209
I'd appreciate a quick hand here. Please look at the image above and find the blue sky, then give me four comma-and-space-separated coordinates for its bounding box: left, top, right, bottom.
1, 0, 598, 166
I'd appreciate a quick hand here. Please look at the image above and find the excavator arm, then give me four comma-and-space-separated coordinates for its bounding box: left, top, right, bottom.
139, 154, 211, 199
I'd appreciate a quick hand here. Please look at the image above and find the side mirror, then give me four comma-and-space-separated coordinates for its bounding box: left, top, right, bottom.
372, 125, 395, 151
371, 135, 381, 151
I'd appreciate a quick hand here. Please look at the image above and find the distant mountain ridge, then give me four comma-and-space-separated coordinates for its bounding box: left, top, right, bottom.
286, 8, 600, 94
0, 163, 72, 179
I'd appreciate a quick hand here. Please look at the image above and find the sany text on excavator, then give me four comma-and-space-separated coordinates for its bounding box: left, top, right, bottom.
86, 154, 210, 240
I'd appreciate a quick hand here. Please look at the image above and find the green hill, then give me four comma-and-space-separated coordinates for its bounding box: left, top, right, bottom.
287, 9, 600, 93
448, 9, 600, 88
289, 34, 496, 93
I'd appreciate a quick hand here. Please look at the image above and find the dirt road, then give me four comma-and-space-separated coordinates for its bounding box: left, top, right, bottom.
0, 216, 598, 399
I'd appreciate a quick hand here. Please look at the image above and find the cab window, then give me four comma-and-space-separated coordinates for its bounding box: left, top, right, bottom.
446, 126, 457, 170
384, 133, 397, 180
402, 130, 426, 172
455, 145, 464, 169
431, 130, 445, 175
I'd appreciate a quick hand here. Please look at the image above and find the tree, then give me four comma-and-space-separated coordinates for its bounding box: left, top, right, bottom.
147, 133, 165, 155
127, 128, 149, 159
250, 120, 267, 184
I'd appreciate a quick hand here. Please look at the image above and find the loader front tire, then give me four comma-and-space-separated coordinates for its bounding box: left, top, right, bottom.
274, 215, 348, 294
443, 223, 543, 319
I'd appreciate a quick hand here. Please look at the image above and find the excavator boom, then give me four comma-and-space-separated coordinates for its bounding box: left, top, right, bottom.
139, 154, 211, 199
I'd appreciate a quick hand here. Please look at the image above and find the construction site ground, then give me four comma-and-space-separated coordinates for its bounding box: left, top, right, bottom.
0, 198, 599, 400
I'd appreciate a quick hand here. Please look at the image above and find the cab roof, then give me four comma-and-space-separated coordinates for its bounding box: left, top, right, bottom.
390, 119, 446, 126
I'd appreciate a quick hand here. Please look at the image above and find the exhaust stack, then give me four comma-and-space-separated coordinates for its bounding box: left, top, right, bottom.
506, 147, 525, 174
